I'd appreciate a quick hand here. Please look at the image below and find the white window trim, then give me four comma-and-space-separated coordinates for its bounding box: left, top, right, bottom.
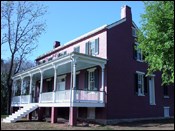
164, 96, 170, 99
46, 78, 51, 81
87, 67, 96, 72
136, 71, 145, 96
149, 76, 156, 105
132, 27, 137, 37
57, 75, 66, 79
76, 71, 80, 75
136, 71, 145, 75
87, 68, 97, 91
135, 42, 143, 62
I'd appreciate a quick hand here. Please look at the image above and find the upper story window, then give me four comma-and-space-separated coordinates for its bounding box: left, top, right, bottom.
63, 51, 67, 55
132, 27, 137, 37
74, 46, 80, 53
134, 42, 143, 62
135, 71, 146, 96
163, 86, 169, 98
58, 51, 67, 58
48, 57, 53, 61
85, 38, 99, 56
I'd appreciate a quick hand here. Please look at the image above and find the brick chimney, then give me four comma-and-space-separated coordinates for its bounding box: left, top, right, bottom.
53, 41, 60, 48
121, 5, 132, 21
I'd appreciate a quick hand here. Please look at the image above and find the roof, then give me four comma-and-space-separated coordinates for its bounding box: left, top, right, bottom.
36, 18, 136, 61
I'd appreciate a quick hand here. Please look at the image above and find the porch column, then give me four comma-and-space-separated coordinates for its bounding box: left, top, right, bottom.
72, 59, 77, 102
53, 65, 57, 102
101, 65, 105, 103
69, 58, 77, 126
29, 74, 33, 103
69, 107, 77, 126
39, 70, 43, 103
20, 77, 24, 104
51, 107, 57, 123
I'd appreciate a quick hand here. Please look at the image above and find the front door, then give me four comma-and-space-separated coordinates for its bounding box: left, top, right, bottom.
149, 77, 155, 105
57, 75, 66, 91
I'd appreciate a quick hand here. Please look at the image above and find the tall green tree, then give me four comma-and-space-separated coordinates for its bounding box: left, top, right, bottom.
138, 1, 174, 85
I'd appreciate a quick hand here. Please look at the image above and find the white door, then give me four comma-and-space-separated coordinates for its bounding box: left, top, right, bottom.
57, 76, 66, 91
87, 108, 95, 119
149, 77, 155, 105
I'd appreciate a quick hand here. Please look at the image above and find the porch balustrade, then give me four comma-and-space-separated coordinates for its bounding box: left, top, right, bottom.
75, 90, 103, 103
40, 92, 53, 103
21, 95, 30, 103
11, 90, 104, 105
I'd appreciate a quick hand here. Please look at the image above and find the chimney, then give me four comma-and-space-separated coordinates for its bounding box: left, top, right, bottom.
53, 41, 60, 48
121, 5, 132, 21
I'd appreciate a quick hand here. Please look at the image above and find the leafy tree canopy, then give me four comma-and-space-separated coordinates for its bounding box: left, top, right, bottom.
138, 1, 174, 85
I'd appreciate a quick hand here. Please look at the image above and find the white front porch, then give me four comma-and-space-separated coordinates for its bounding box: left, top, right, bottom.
11, 52, 107, 108
11, 90, 104, 107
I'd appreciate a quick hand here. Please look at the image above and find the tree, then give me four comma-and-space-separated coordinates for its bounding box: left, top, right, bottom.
138, 1, 174, 85
1, 1, 47, 114
1, 59, 35, 114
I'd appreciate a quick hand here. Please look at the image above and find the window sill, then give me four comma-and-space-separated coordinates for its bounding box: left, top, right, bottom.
138, 94, 145, 96
150, 103, 156, 106
164, 96, 170, 99
136, 59, 144, 63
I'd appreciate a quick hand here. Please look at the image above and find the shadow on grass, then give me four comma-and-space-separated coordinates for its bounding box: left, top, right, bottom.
108, 118, 174, 127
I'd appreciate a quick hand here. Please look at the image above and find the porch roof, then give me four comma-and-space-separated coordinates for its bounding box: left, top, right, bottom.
12, 52, 107, 80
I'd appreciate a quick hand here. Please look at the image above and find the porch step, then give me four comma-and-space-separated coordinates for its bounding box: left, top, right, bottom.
2, 104, 38, 123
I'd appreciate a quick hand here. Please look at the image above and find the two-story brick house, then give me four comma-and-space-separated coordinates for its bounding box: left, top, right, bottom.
3, 5, 174, 125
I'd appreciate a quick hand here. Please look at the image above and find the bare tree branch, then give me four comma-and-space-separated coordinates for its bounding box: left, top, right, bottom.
1, 1, 47, 114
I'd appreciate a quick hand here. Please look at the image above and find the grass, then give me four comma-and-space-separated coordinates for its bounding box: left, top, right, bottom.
1, 115, 9, 118
1, 117, 174, 130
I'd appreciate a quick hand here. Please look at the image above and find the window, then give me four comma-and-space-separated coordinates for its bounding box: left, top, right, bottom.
48, 57, 53, 61
46, 79, 52, 92
43, 60, 46, 63
58, 51, 67, 58
63, 51, 67, 55
86, 68, 98, 91
135, 72, 145, 96
74, 46, 80, 53
85, 38, 99, 56
134, 42, 143, 61
132, 27, 137, 37
76, 74, 79, 89
163, 86, 169, 98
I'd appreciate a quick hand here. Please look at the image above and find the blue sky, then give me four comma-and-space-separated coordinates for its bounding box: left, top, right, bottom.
1, 1, 145, 61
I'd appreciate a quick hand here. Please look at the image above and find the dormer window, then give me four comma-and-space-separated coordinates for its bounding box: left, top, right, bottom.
132, 27, 137, 37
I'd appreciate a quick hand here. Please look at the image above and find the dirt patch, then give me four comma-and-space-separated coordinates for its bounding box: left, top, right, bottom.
1, 118, 174, 130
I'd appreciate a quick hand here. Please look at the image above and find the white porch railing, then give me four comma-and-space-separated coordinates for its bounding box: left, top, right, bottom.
12, 96, 20, 104
12, 95, 30, 104
40, 92, 53, 103
55, 90, 70, 102
21, 95, 30, 104
12, 90, 104, 105
75, 90, 103, 103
